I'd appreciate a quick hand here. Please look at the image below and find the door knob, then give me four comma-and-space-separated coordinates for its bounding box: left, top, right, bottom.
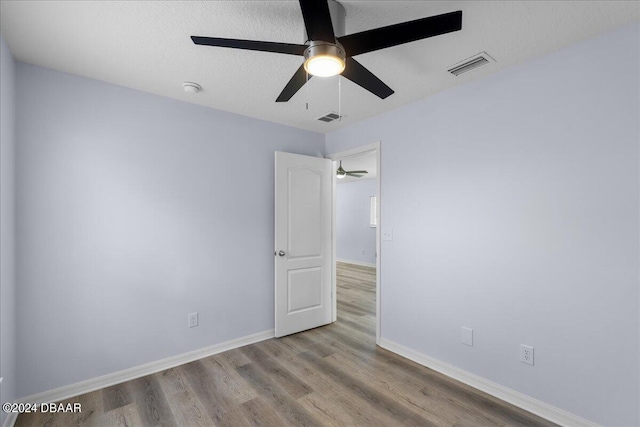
278, 250, 286, 257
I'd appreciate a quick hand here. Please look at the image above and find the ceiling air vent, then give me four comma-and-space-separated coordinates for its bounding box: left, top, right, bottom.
316, 112, 345, 123
448, 52, 495, 76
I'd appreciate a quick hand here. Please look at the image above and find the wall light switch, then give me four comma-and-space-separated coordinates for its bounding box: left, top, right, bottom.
382, 229, 393, 241
461, 327, 473, 346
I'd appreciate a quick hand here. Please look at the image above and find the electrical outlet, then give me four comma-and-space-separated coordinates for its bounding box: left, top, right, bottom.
382, 228, 393, 241
520, 345, 534, 366
461, 327, 473, 346
188, 312, 199, 328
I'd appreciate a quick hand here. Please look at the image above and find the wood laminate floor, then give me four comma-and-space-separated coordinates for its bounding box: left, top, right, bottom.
16, 262, 556, 426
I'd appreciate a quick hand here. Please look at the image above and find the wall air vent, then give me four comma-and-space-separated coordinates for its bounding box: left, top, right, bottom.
448, 52, 495, 76
316, 112, 345, 123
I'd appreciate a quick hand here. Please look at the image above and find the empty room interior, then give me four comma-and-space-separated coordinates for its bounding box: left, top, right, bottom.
0, 1, 639, 426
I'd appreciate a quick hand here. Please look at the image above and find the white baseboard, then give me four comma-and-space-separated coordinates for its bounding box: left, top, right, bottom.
6, 329, 274, 427
379, 338, 598, 427
336, 258, 376, 268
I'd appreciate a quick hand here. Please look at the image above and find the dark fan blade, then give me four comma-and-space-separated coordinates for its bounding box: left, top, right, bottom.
191, 36, 306, 56
346, 170, 368, 174
338, 10, 462, 56
276, 64, 311, 102
341, 58, 394, 99
346, 173, 364, 178
299, 0, 335, 42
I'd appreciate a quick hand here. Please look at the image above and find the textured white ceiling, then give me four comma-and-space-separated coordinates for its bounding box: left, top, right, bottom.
1, 1, 638, 133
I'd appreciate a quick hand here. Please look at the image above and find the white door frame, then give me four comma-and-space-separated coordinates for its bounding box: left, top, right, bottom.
327, 141, 381, 345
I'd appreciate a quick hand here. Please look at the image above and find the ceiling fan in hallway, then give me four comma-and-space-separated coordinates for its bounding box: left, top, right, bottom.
191, 0, 462, 102
336, 161, 367, 179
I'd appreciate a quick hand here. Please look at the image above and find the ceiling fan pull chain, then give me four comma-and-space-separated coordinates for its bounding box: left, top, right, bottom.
306, 71, 309, 110
338, 76, 342, 121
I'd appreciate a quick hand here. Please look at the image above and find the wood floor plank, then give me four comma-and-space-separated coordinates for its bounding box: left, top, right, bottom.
240, 345, 313, 399
203, 355, 257, 404
299, 350, 439, 427
214, 404, 254, 427
256, 339, 405, 427
72, 390, 104, 426
216, 347, 251, 369
92, 403, 144, 427
102, 382, 133, 413
235, 363, 321, 427
128, 374, 177, 427
158, 367, 214, 427
323, 351, 458, 427
237, 397, 287, 426
297, 391, 363, 426
16, 262, 557, 427
334, 314, 373, 335
178, 359, 238, 424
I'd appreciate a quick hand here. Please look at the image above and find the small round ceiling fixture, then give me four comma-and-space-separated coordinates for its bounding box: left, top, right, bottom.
182, 82, 202, 94
304, 42, 345, 77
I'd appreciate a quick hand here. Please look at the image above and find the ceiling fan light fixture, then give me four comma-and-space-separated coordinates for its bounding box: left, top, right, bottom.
304, 42, 345, 77
336, 160, 347, 179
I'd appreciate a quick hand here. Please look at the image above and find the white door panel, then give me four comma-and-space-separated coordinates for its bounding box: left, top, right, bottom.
288, 167, 322, 258
288, 267, 322, 313
275, 152, 332, 337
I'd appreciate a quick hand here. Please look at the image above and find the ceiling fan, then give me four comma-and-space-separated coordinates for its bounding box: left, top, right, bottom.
336, 161, 367, 179
191, 0, 462, 102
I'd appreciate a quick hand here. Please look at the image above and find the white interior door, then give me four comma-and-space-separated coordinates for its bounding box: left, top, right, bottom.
275, 151, 332, 337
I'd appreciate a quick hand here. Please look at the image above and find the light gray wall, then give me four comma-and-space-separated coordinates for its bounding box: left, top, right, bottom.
0, 36, 16, 425
15, 62, 324, 397
336, 180, 376, 265
326, 24, 640, 427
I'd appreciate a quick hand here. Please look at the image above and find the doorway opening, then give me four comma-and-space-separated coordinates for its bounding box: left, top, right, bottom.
328, 142, 381, 344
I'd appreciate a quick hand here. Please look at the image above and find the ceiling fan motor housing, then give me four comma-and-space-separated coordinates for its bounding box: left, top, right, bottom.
304, 41, 346, 63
